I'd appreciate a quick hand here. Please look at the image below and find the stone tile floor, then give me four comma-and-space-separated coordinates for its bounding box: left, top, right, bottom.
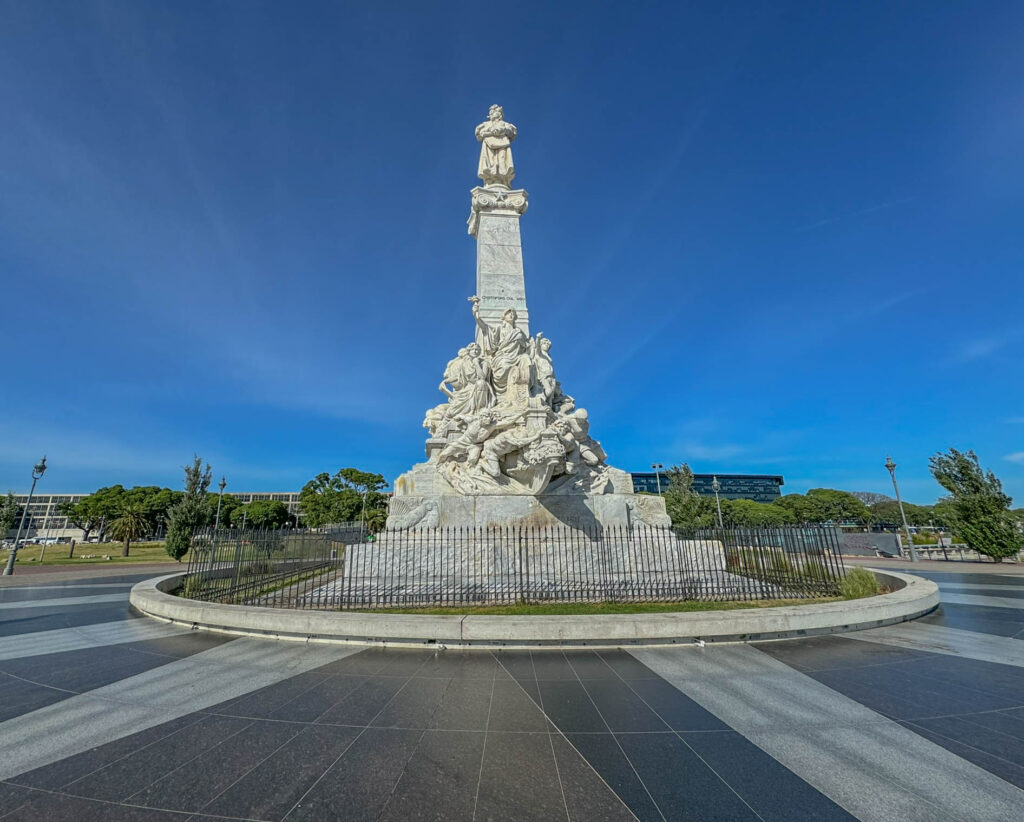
0, 568, 1023, 820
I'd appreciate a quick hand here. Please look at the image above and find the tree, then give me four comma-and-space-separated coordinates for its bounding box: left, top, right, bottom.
234, 499, 290, 529
722, 498, 795, 527
205, 492, 241, 529
164, 456, 212, 561
299, 468, 390, 529
0, 492, 20, 536
107, 501, 152, 557
929, 448, 1024, 562
773, 489, 869, 525
868, 500, 933, 528
60, 486, 126, 541
662, 464, 717, 529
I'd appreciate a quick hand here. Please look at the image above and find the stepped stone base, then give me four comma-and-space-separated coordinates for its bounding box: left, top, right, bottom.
387, 464, 670, 530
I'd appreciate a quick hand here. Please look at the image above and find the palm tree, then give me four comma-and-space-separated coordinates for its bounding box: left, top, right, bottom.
108, 501, 151, 558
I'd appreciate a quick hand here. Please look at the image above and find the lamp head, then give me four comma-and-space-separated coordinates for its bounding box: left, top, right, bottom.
885, 455, 896, 474
33, 457, 47, 479
711, 476, 721, 493
219, 476, 227, 492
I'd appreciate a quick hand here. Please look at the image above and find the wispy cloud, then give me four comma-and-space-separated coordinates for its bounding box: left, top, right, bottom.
947, 334, 1016, 365
796, 197, 916, 232
1004, 452, 1024, 464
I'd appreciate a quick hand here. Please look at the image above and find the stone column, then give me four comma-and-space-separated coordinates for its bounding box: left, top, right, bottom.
468, 186, 530, 336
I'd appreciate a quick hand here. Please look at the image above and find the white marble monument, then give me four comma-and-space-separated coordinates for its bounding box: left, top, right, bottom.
388, 106, 670, 530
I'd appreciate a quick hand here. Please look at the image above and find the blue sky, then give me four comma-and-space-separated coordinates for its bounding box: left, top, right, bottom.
1, 1, 1022, 505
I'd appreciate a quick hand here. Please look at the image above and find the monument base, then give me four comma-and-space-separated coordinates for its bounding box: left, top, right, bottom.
387, 463, 671, 530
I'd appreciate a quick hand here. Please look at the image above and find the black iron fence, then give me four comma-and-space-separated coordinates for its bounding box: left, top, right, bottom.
181, 525, 846, 609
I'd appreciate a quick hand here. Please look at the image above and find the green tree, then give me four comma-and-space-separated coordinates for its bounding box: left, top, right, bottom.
662, 464, 718, 529
929, 448, 1024, 562
0, 492, 20, 535
107, 501, 152, 557
722, 498, 796, 527
235, 499, 290, 529
164, 456, 212, 561
205, 492, 241, 529
59, 486, 126, 541
299, 468, 390, 529
773, 489, 869, 525
868, 500, 933, 527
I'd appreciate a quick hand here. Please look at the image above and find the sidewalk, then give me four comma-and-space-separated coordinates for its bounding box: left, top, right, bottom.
0, 562, 178, 587
844, 555, 1024, 575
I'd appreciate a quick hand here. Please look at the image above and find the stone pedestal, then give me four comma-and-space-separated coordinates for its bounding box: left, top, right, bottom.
468, 186, 530, 337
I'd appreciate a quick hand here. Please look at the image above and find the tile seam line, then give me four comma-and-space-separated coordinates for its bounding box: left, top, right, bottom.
901, 718, 1024, 773
118, 718, 261, 804
470, 657, 497, 822
523, 652, 644, 822
599, 652, 771, 822
0, 780, 267, 821
637, 646, 998, 822
278, 651, 433, 821
372, 661, 460, 821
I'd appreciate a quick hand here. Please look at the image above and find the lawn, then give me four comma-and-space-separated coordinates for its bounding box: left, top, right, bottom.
352, 597, 843, 616
3, 542, 185, 566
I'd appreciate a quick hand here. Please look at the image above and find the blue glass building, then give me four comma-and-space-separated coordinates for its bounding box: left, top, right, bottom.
631, 473, 784, 503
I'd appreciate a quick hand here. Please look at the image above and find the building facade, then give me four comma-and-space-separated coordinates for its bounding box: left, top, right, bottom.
631, 473, 784, 503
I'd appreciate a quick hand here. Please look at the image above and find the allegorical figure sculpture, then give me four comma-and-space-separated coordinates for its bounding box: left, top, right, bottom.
475, 104, 517, 187
471, 296, 532, 408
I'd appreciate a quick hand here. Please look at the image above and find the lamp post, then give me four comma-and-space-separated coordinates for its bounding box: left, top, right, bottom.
3, 457, 48, 576
711, 475, 724, 528
651, 463, 664, 495
214, 477, 226, 531
885, 456, 918, 563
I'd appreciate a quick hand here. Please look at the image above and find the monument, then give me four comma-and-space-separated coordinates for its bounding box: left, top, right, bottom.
388, 106, 670, 530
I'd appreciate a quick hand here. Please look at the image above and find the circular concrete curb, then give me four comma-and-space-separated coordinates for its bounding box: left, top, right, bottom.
129, 568, 938, 649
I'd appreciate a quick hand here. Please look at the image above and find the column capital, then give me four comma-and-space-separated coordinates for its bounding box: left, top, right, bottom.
467, 186, 529, 236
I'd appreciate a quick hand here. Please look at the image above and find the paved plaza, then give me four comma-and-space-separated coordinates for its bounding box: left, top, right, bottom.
1, 567, 1024, 820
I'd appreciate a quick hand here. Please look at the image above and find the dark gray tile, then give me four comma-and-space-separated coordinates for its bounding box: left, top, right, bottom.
580, 679, 667, 733
596, 651, 660, 680
313, 648, 389, 675
616, 732, 760, 821
4, 790, 183, 821
911, 716, 1024, 769
201, 724, 362, 820
0, 781, 33, 816
903, 720, 1024, 789
377, 730, 486, 821
286, 727, 423, 821
537, 680, 608, 733
684, 730, 857, 822
758, 635, 926, 672
530, 650, 578, 680
487, 679, 549, 733
64, 714, 253, 801
120, 632, 232, 659
372, 650, 433, 677
0, 679, 67, 723
10, 714, 205, 790
415, 650, 497, 680
429, 677, 493, 731
564, 651, 616, 680
315, 675, 407, 726
626, 678, 730, 732
127, 719, 305, 811
565, 732, 661, 822
372, 675, 450, 729
550, 734, 636, 822
266, 674, 366, 722
964, 710, 1024, 741
212, 671, 330, 719
492, 650, 537, 683
475, 732, 566, 821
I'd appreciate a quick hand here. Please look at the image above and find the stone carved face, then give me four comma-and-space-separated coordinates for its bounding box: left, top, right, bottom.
467, 343, 481, 358
489, 105, 503, 121
502, 308, 518, 324
540, 338, 551, 352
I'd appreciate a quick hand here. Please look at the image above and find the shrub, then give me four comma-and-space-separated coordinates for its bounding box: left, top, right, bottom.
840, 567, 881, 599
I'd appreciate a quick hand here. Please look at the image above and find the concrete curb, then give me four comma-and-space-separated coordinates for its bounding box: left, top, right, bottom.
129, 568, 938, 649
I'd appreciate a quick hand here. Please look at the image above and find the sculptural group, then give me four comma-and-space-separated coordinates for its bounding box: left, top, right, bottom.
422, 296, 609, 496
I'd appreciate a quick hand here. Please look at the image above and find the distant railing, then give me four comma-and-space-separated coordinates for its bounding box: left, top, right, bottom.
180, 525, 846, 609
911, 544, 1022, 563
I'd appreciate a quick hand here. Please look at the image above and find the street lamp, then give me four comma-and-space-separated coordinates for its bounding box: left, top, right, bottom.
885, 456, 918, 563
214, 476, 227, 530
651, 463, 664, 495
3, 456, 48, 576
711, 475, 724, 528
